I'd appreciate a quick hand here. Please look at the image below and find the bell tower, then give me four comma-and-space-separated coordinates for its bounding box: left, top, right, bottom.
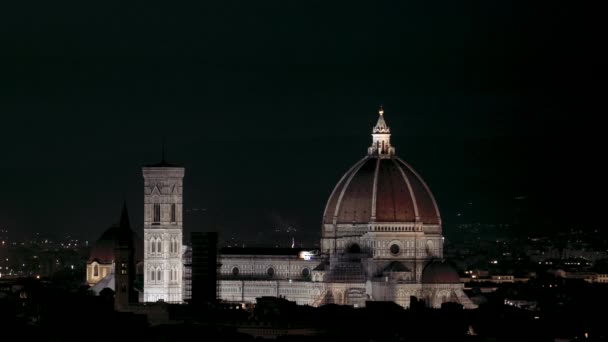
143, 159, 185, 303
114, 202, 135, 309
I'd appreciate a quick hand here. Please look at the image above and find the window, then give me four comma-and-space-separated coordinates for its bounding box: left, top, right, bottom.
93, 264, 99, 277
267, 267, 275, 278
170, 203, 176, 223
151, 239, 156, 253
157, 240, 162, 254
151, 269, 155, 281
426, 240, 434, 256
157, 269, 162, 281
232, 267, 240, 276
390, 244, 400, 255
153, 203, 161, 223
169, 238, 173, 253
121, 263, 127, 275
302, 268, 310, 278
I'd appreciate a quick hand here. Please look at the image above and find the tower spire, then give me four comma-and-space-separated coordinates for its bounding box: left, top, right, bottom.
368, 106, 395, 157
120, 200, 131, 230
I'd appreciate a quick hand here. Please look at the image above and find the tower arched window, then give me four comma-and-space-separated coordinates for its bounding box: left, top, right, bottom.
157, 239, 162, 254
151, 238, 156, 253
93, 263, 99, 277
157, 268, 162, 281
151, 269, 155, 281
170, 203, 176, 223
153, 203, 161, 224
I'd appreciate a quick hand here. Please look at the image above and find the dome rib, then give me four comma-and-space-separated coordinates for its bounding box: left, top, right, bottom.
396, 158, 441, 225
335, 158, 376, 224
322, 157, 368, 225
392, 158, 420, 222
370, 157, 381, 221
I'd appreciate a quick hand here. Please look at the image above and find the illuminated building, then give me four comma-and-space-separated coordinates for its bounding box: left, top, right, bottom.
215, 108, 476, 309
142, 160, 185, 303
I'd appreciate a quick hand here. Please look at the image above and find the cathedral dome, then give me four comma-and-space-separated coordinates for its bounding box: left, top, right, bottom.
421, 260, 460, 284
322, 108, 441, 225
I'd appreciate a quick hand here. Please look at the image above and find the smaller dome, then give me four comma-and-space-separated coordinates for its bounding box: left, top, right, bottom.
421, 260, 460, 284
88, 203, 142, 264
89, 226, 141, 264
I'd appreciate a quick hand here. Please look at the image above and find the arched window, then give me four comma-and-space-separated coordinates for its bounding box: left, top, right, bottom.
170, 203, 176, 223
93, 263, 99, 277
347, 243, 361, 254
169, 238, 173, 253
153, 203, 161, 224
151, 238, 156, 253
157, 268, 162, 281
157, 239, 162, 254
232, 267, 240, 276
267, 267, 275, 278
151, 269, 155, 281
426, 240, 434, 256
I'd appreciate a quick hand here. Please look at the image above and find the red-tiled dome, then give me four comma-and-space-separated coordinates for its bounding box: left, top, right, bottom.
421, 260, 460, 284
322, 156, 441, 225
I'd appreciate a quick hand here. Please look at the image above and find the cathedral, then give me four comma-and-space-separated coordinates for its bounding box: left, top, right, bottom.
216, 108, 475, 309
87, 107, 475, 309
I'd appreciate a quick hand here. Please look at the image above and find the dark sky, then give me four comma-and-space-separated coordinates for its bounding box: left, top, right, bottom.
0, 1, 603, 244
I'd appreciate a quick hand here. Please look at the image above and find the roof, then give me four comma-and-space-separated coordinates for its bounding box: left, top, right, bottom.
144, 159, 181, 168
421, 260, 461, 284
88, 203, 142, 264
90, 273, 114, 294
322, 156, 441, 225
219, 247, 307, 256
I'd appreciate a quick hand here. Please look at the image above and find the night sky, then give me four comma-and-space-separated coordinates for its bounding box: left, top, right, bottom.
0, 1, 603, 244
